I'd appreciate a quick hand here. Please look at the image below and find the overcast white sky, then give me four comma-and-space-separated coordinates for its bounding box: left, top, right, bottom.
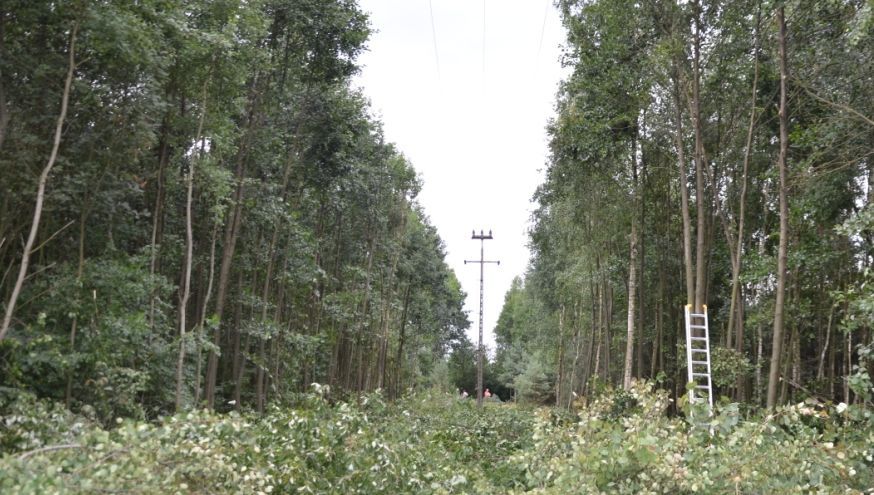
354, 0, 568, 353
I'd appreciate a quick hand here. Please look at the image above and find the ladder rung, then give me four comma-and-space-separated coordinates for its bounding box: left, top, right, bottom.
690, 348, 709, 353
692, 373, 709, 377
695, 385, 710, 389
689, 324, 707, 329
689, 313, 706, 317
690, 360, 708, 365
690, 337, 707, 341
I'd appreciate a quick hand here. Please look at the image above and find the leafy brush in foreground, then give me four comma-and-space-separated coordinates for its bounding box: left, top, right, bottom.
0, 389, 535, 494
510, 381, 874, 494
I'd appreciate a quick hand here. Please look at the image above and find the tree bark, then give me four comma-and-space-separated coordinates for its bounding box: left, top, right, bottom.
204, 149, 246, 409
204, 74, 261, 408
0, 23, 77, 341
194, 226, 217, 406
556, 304, 565, 406
0, 11, 10, 152
232, 271, 246, 409
175, 81, 209, 411
392, 284, 412, 399
728, 8, 760, 356
817, 303, 835, 381
567, 305, 584, 409
767, 6, 790, 410
147, 119, 169, 331
637, 145, 646, 379
623, 132, 639, 390
672, 64, 694, 307
581, 282, 597, 395
691, 0, 708, 312
651, 263, 665, 377
254, 154, 293, 411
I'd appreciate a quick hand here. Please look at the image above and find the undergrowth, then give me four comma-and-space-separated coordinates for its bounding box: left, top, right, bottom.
1, 383, 872, 494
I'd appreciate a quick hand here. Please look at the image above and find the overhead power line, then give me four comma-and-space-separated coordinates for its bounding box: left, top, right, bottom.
537, 0, 550, 60
429, 0, 441, 79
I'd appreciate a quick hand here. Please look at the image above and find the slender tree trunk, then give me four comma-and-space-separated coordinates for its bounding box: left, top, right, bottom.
567, 307, 584, 409
175, 156, 194, 410
791, 320, 801, 399
605, 283, 612, 381
582, 283, 597, 395
593, 278, 603, 383
205, 156, 245, 409
0, 23, 77, 341
194, 226, 218, 406
828, 307, 837, 399
147, 120, 170, 331
556, 304, 565, 406
267, 256, 288, 404
0, 12, 9, 152
651, 266, 664, 377
254, 156, 293, 411
623, 133, 639, 390
691, 0, 707, 312
755, 316, 763, 405
672, 64, 694, 307
175, 83, 208, 411
728, 9, 760, 357
393, 285, 412, 398
637, 148, 646, 379
844, 330, 851, 404
232, 271, 246, 409
203, 85, 263, 408
817, 304, 835, 380
767, 6, 790, 410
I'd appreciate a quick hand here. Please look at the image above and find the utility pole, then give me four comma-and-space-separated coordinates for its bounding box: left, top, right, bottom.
465, 229, 499, 407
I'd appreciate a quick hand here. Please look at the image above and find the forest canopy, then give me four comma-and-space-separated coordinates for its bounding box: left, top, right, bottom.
0, 0, 469, 420
492, 0, 874, 411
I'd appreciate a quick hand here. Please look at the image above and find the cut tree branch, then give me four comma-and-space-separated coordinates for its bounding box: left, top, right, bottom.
17, 443, 83, 460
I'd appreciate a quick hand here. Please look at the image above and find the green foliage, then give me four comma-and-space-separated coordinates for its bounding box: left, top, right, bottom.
510, 382, 874, 494
3, 386, 873, 493
0, 389, 93, 454
514, 354, 556, 405
0, 390, 535, 494
676, 344, 755, 390
0, 0, 469, 416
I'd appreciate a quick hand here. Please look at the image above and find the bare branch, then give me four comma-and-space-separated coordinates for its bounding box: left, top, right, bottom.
17, 443, 82, 460
794, 78, 874, 128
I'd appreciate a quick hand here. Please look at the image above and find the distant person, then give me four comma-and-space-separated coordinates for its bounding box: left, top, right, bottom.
461, 389, 469, 398
484, 388, 491, 398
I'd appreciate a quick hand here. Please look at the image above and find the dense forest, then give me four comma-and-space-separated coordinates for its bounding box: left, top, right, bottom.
2, 0, 874, 493
0, 0, 469, 421
493, 0, 874, 411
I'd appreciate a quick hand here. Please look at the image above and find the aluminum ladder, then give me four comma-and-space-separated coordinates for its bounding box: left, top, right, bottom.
684, 304, 713, 415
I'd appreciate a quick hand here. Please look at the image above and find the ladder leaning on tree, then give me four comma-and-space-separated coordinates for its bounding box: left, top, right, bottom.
684, 304, 713, 417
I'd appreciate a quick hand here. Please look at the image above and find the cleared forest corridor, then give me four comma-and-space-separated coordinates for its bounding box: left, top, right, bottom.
2, 0, 874, 493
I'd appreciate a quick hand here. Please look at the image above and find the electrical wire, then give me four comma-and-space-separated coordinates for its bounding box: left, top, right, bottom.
537, 0, 550, 60
429, 0, 441, 79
